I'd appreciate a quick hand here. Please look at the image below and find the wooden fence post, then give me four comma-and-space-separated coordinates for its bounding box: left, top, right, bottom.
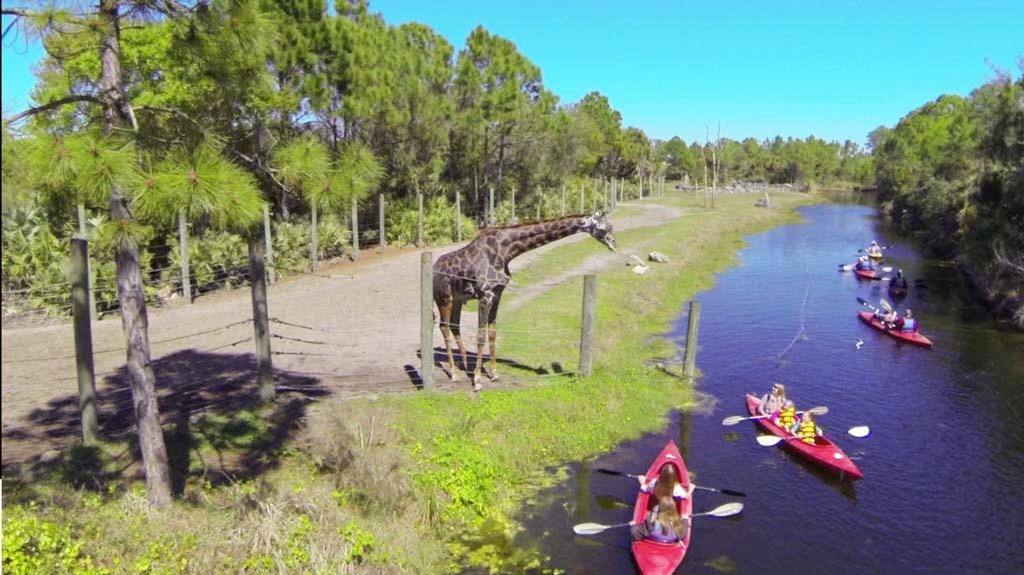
579, 274, 597, 377
536, 188, 541, 220
70, 238, 98, 444
488, 186, 495, 226
420, 251, 434, 389
455, 192, 462, 242
351, 196, 359, 261
683, 300, 701, 380
310, 202, 319, 272
561, 184, 566, 216
417, 185, 425, 247
379, 194, 386, 254
249, 233, 275, 402
77, 204, 97, 320
263, 205, 276, 284
178, 208, 192, 304
579, 184, 584, 213
511, 186, 516, 224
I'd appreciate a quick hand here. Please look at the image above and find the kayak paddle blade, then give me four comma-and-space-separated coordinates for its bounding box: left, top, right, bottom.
756, 435, 785, 447
573, 522, 608, 535
721, 415, 750, 426
703, 502, 745, 517
848, 426, 871, 438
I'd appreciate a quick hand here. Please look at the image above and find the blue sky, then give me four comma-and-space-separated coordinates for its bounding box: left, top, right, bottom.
4, 0, 1022, 145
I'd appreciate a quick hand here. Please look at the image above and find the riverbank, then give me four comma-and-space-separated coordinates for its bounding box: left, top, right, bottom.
1, 191, 817, 574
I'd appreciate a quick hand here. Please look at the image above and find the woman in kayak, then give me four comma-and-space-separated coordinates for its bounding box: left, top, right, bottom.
893, 309, 917, 332
631, 493, 690, 544
758, 383, 786, 416
775, 399, 797, 430
638, 462, 696, 502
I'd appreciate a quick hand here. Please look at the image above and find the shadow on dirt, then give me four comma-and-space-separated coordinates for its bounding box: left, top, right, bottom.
2, 349, 325, 494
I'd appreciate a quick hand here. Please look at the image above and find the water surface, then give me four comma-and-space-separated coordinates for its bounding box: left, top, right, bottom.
521, 204, 1024, 574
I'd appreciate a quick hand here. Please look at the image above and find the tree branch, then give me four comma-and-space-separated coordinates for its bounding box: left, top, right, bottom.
4, 94, 100, 123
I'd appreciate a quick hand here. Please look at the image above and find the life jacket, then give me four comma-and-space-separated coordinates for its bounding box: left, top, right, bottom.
798, 420, 817, 444
777, 405, 796, 429
901, 318, 917, 332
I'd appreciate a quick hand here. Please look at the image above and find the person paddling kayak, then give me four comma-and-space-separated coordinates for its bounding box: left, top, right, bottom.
757, 383, 787, 417
866, 241, 883, 259
631, 493, 690, 545
854, 256, 874, 272
637, 461, 696, 503
893, 309, 918, 332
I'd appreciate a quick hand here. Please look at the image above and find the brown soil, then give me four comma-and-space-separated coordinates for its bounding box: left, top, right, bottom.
1, 202, 685, 468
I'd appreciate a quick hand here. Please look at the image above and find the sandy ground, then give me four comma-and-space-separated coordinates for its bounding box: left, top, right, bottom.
1, 202, 686, 467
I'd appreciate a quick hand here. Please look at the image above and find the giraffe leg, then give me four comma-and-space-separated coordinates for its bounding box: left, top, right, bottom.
487, 290, 503, 381
451, 301, 468, 373
437, 297, 459, 381
488, 322, 499, 381
473, 296, 492, 391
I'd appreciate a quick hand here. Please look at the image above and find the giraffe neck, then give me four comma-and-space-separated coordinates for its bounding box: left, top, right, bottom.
498, 217, 585, 263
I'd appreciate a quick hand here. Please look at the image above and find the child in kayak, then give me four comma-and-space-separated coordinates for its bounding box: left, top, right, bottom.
792, 411, 821, 444
774, 400, 797, 430
637, 462, 696, 502
631, 493, 690, 544
866, 241, 883, 259
758, 383, 786, 416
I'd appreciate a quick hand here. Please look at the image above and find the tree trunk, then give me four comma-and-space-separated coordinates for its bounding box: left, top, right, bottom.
100, 0, 171, 507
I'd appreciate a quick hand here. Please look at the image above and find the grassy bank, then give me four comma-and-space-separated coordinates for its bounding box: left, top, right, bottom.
1, 191, 816, 574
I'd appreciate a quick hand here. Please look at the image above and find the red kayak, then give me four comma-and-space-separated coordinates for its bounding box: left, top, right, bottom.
745, 394, 864, 480
858, 311, 933, 348
631, 440, 692, 575
853, 267, 879, 280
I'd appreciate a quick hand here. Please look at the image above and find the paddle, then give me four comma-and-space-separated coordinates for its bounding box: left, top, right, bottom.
573, 503, 745, 535
594, 468, 748, 497
856, 297, 880, 313
721, 405, 828, 426
840, 263, 892, 273
756, 426, 871, 447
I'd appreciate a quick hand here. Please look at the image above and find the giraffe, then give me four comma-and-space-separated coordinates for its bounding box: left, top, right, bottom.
433, 211, 617, 391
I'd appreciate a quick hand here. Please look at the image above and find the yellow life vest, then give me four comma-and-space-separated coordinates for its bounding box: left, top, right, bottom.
798, 420, 817, 444
777, 406, 796, 429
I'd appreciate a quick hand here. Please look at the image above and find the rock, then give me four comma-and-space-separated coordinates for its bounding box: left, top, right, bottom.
648, 251, 669, 263
632, 265, 650, 275
627, 254, 646, 267
39, 449, 62, 464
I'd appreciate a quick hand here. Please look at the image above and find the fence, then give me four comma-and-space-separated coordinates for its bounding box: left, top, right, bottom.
4, 175, 676, 325
7, 228, 606, 445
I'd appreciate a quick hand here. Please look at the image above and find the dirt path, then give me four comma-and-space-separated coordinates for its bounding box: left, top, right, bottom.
1, 202, 686, 467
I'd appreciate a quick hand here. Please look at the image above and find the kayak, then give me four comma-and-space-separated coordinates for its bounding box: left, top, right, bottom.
858, 311, 933, 348
745, 394, 864, 480
631, 440, 692, 575
888, 284, 908, 297
853, 267, 879, 280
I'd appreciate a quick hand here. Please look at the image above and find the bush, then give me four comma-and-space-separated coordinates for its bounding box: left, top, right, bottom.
1, 507, 106, 575
385, 195, 476, 247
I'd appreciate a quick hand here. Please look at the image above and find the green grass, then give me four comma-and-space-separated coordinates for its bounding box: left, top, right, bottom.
1, 191, 817, 574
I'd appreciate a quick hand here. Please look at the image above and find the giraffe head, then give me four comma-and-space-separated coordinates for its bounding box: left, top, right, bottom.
581, 210, 617, 252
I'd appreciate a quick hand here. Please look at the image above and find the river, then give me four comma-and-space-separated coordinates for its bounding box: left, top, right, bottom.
520, 203, 1024, 574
